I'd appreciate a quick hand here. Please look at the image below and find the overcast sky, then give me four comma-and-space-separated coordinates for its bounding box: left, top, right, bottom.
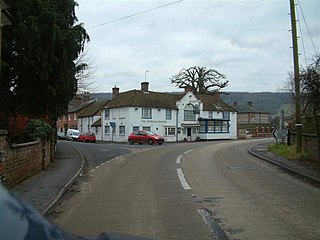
75, 0, 319, 93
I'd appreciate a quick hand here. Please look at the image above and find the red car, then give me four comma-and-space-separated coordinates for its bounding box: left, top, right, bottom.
128, 130, 165, 145
78, 132, 96, 143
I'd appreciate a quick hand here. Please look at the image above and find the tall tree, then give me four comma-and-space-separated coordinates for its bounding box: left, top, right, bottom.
300, 55, 320, 161
0, 0, 89, 128
171, 66, 228, 94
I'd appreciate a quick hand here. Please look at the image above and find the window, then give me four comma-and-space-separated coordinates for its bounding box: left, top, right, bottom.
199, 119, 229, 133
165, 127, 175, 135
119, 126, 125, 135
133, 126, 139, 131
105, 126, 110, 134
208, 111, 213, 119
142, 108, 152, 119
199, 121, 206, 133
214, 121, 222, 132
68, 114, 71, 121
207, 120, 214, 132
143, 126, 151, 131
166, 109, 172, 119
104, 110, 110, 119
95, 126, 98, 134
74, 113, 77, 121
222, 121, 229, 132
184, 110, 195, 121
223, 112, 230, 120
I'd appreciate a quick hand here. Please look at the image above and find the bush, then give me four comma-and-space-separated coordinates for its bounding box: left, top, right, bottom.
25, 119, 54, 140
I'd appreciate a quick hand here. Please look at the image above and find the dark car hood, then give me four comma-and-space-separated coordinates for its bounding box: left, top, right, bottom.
0, 184, 152, 240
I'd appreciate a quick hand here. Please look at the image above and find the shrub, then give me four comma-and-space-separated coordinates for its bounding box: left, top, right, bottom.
26, 119, 54, 140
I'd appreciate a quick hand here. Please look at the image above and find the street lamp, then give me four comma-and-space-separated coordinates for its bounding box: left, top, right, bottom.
145, 70, 151, 82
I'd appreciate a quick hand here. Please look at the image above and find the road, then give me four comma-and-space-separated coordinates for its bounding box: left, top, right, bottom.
51, 139, 320, 240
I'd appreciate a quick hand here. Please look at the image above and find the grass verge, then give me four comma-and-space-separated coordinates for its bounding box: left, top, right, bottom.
268, 143, 309, 161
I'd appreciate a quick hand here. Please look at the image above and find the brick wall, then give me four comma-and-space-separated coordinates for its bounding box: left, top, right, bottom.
0, 130, 54, 187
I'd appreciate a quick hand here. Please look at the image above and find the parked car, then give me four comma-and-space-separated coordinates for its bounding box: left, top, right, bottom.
66, 129, 80, 141
0, 183, 151, 240
78, 132, 96, 143
57, 132, 66, 140
128, 130, 165, 145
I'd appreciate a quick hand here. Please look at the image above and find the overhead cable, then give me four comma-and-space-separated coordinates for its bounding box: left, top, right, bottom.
214, 0, 264, 67
87, 0, 184, 30
297, 0, 318, 55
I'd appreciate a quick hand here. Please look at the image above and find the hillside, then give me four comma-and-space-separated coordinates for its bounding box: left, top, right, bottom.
220, 92, 292, 115
90, 92, 292, 116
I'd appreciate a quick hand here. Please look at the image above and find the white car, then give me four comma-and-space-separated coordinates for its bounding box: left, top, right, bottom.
66, 129, 80, 141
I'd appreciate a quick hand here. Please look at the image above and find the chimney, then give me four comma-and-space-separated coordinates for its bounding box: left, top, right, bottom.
184, 86, 193, 93
112, 86, 120, 98
213, 91, 220, 102
83, 93, 91, 102
141, 82, 149, 92
247, 101, 253, 108
233, 102, 238, 108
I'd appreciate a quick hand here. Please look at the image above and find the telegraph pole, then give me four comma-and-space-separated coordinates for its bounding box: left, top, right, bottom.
289, 0, 302, 152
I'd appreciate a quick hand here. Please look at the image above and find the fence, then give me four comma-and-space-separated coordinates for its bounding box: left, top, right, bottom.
289, 132, 319, 161
0, 129, 54, 187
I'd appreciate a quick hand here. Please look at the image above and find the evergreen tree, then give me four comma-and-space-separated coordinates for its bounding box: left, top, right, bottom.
0, 0, 89, 128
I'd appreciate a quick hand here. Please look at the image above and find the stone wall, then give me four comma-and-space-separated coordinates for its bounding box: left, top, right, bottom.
0, 130, 54, 187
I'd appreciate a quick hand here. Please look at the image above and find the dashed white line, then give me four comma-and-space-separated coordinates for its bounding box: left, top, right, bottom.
177, 168, 191, 190
176, 155, 182, 164
184, 149, 193, 154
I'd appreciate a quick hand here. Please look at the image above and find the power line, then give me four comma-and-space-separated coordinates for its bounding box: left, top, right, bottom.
297, 0, 318, 55
214, 0, 264, 67
87, 0, 184, 30
296, 5, 308, 67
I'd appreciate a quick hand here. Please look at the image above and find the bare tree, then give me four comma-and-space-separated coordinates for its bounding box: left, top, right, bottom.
75, 49, 99, 93
171, 66, 228, 94
300, 55, 320, 161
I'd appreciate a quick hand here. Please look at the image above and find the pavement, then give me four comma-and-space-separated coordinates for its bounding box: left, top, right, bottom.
13, 141, 84, 214
11, 140, 320, 215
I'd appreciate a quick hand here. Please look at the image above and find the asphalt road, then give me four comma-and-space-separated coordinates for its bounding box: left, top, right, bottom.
51, 139, 320, 240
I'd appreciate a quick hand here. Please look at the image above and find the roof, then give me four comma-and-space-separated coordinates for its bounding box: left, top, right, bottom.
68, 100, 95, 113
92, 118, 102, 126
106, 90, 236, 112
236, 105, 268, 114
78, 100, 110, 117
106, 90, 182, 109
196, 94, 236, 112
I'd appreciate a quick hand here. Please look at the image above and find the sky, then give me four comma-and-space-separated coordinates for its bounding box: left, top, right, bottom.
75, 0, 319, 93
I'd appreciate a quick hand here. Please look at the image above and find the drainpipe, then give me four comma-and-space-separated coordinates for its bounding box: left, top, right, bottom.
176, 110, 179, 142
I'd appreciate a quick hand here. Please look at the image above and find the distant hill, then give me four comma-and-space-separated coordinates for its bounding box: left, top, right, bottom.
220, 92, 292, 115
90, 91, 292, 116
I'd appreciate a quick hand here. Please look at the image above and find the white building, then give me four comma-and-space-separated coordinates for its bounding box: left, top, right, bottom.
101, 82, 237, 143
77, 99, 109, 141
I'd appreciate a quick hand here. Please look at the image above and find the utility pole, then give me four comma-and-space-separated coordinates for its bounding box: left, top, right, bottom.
289, 0, 302, 153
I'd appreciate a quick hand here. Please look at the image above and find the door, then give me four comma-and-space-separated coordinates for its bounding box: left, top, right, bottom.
187, 128, 192, 138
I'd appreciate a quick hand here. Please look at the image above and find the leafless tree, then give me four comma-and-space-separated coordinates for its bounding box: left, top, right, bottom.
75, 49, 99, 93
171, 66, 228, 94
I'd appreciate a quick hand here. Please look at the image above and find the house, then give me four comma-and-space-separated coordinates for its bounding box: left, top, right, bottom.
56, 94, 94, 133
101, 82, 237, 143
233, 101, 271, 137
77, 99, 110, 141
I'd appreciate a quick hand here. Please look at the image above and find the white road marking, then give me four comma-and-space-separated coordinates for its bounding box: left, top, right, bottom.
184, 149, 193, 154
176, 155, 182, 164
177, 168, 191, 190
